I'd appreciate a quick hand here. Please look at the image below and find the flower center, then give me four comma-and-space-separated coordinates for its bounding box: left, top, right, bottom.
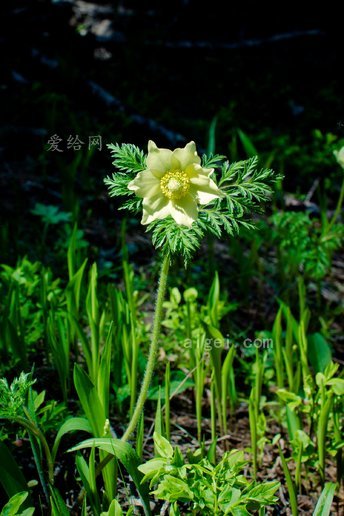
160, 170, 190, 200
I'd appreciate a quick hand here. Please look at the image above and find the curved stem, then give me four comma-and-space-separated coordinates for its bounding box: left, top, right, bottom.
16, 415, 54, 485
121, 254, 170, 442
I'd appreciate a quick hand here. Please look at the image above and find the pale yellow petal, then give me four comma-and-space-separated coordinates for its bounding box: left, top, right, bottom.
185, 163, 213, 177
128, 169, 160, 198
334, 147, 344, 169
195, 189, 221, 204
146, 140, 173, 174
141, 195, 169, 225
189, 175, 224, 205
169, 195, 198, 227
172, 141, 201, 170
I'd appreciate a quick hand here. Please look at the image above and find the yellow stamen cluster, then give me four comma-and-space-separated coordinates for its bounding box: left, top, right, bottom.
160, 170, 190, 200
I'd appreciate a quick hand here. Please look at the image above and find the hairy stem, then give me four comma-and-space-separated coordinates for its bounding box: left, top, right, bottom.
121, 254, 170, 442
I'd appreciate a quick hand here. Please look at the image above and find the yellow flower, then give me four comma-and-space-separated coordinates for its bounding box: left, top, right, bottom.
128, 141, 224, 227
334, 146, 344, 170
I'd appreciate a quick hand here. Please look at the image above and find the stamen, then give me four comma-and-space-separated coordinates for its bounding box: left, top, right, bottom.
160, 170, 190, 200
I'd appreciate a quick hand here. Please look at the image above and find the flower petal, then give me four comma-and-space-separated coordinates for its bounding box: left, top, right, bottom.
195, 189, 221, 205
128, 169, 160, 198
146, 140, 173, 174
169, 195, 198, 227
172, 141, 201, 170
334, 147, 344, 169
189, 176, 224, 205
141, 195, 170, 225
185, 163, 213, 178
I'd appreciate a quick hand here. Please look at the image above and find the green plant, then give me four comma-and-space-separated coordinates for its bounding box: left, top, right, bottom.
0, 442, 33, 507
0, 258, 61, 367
138, 432, 280, 514
0, 373, 55, 501
277, 362, 344, 484
68, 437, 150, 515
272, 211, 343, 286
0, 491, 34, 516
313, 482, 337, 516
248, 351, 267, 479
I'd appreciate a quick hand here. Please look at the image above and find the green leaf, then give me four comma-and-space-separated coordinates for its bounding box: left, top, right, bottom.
31, 204, 71, 225
237, 129, 258, 157
75, 452, 100, 515
73, 364, 105, 436
18, 509, 35, 516
313, 482, 337, 516
246, 481, 280, 505
326, 378, 344, 396
107, 143, 146, 173
137, 458, 167, 479
0, 492, 32, 516
49, 486, 69, 516
100, 499, 123, 516
308, 333, 332, 373
278, 446, 297, 516
151, 475, 193, 503
148, 217, 204, 266
0, 443, 31, 504
231, 508, 250, 516
207, 116, 217, 155
68, 438, 151, 516
153, 432, 173, 459
201, 153, 226, 169
97, 323, 113, 419
52, 417, 92, 463
66, 258, 88, 312
148, 377, 194, 400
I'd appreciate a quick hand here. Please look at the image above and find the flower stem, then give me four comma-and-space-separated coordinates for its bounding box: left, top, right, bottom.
121, 254, 170, 442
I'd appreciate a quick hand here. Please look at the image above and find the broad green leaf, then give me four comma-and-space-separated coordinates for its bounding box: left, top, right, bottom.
73, 364, 105, 436
231, 508, 250, 516
326, 378, 344, 395
100, 499, 123, 516
68, 438, 151, 515
153, 432, 173, 459
18, 509, 35, 516
218, 485, 241, 506
277, 390, 302, 410
52, 417, 92, 463
0, 492, 31, 516
0, 443, 31, 505
313, 482, 336, 516
137, 458, 167, 479
308, 333, 332, 373
152, 475, 193, 502
246, 481, 280, 504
